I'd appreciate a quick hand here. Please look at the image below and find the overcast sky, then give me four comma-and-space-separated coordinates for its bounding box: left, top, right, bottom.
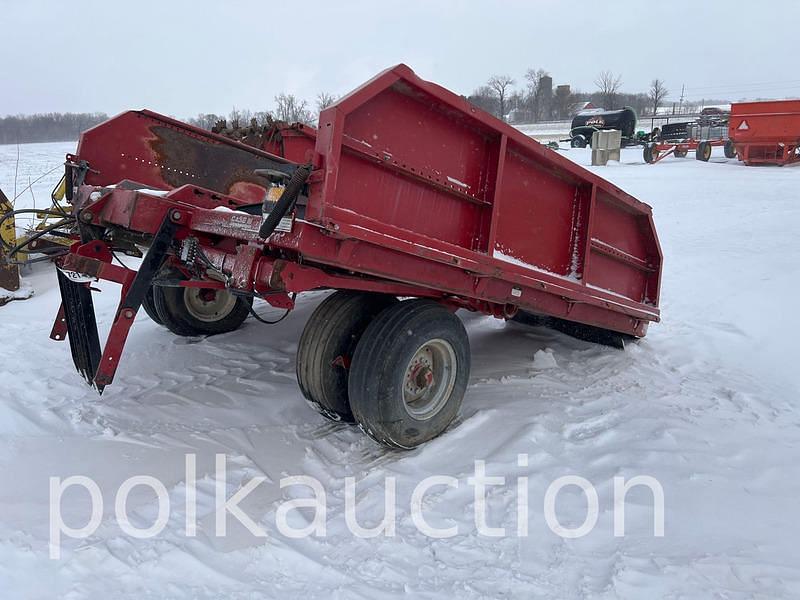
3, 0, 799, 118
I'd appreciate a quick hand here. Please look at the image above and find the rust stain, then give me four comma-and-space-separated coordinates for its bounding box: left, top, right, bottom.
148, 126, 290, 204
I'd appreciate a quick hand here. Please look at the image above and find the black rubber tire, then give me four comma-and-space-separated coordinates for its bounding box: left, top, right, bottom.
696, 141, 712, 162
570, 136, 586, 148
296, 291, 398, 422
141, 286, 164, 325
153, 285, 252, 336
674, 148, 688, 158
643, 144, 657, 163
348, 299, 470, 449
724, 140, 737, 159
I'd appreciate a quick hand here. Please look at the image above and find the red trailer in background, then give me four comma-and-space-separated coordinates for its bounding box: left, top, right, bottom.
729, 100, 800, 166
44, 64, 662, 449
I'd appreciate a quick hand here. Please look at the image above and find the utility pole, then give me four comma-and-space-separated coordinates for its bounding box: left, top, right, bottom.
678, 84, 685, 114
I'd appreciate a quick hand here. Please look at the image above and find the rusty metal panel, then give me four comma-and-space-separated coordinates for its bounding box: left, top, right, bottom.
75, 111, 296, 204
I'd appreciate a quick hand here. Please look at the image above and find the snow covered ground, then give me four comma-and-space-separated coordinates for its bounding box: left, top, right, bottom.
1, 141, 799, 598
515, 122, 570, 143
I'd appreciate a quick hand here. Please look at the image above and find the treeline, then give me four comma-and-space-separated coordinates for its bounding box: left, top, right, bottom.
186, 92, 337, 131
0, 113, 109, 145
1, 78, 729, 144
0, 93, 335, 144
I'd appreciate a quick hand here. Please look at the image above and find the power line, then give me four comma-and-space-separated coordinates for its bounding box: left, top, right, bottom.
659, 82, 800, 103
680, 85, 800, 100
681, 78, 800, 92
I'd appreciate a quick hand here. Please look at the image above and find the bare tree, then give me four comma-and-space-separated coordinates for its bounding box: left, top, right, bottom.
487, 75, 515, 121
252, 111, 272, 126
274, 94, 314, 124
506, 90, 526, 122
233, 108, 253, 127
648, 79, 669, 116
227, 106, 248, 129
187, 113, 224, 130
524, 68, 550, 122
466, 85, 499, 116
316, 92, 337, 113
594, 71, 623, 109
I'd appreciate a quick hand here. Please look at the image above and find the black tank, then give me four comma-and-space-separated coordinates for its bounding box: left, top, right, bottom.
571, 107, 637, 138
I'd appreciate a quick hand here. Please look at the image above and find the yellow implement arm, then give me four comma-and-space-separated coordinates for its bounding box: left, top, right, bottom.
0, 187, 21, 298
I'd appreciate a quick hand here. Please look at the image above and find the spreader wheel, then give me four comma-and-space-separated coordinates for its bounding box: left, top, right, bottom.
296, 291, 398, 422
674, 148, 688, 158
643, 144, 658, 163
724, 140, 737, 159
141, 286, 164, 325
348, 299, 470, 449
153, 285, 252, 336
696, 141, 712, 161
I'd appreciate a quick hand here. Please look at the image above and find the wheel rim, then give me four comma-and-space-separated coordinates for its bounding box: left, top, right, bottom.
183, 288, 237, 322
402, 338, 457, 420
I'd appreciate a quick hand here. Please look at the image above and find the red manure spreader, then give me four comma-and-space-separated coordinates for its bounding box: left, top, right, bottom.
47, 65, 662, 448
728, 100, 800, 166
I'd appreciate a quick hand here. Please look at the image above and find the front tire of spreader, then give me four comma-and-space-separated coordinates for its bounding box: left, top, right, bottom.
296, 291, 398, 423
141, 286, 164, 326
348, 299, 470, 449
152, 285, 252, 337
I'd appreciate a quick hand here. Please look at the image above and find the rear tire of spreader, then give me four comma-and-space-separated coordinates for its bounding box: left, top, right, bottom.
141, 286, 164, 326
153, 285, 252, 337
348, 299, 470, 449
724, 140, 737, 159
296, 291, 398, 423
674, 148, 688, 158
696, 141, 712, 162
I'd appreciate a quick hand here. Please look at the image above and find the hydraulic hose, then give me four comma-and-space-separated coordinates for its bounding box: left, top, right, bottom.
0, 208, 74, 254
258, 163, 312, 239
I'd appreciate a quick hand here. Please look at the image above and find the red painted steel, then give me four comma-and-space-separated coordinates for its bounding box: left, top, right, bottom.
55, 64, 662, 389
729, 100, 800, 166
306, 65, 660, 319
647, 138, 727, 164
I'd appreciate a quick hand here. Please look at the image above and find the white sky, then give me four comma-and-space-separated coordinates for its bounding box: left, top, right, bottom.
3, 0, 799, 117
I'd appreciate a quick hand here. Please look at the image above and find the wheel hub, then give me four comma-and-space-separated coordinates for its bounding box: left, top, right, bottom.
415, 365, 434, 388
407, 358, 434, 394
183, 287, 237, 323
402, 339, 457, 420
